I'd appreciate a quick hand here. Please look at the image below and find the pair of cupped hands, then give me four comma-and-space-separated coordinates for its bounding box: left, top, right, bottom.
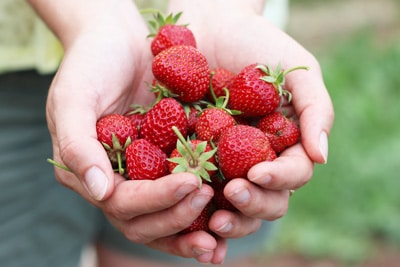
44, 1, 333, 264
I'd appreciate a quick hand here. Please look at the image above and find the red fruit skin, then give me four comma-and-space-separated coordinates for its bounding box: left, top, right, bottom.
152, 45, 210, 103
168, 139, 217, 177
140, 98, 188, 154
195, 108, 236, 142
206, 68, 236, 101
217, 125, 274, 180
180, 202, 214, 234
125, 139, 169, 180
257, 112, 300, 153
125, 113, 145, 131
96, 114, 138, 147
228, 63, 280, 117
187, 106, 200, 136
151, 25, 196, 56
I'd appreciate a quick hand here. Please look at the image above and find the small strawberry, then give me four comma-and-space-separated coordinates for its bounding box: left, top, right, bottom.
152, 45, 210, 103
228, 63, 309, 117
206, 67, 236, 101
168, 127, 217, 184
195, 82, 239, 142
257, 111, 300, 153
96, 114, 138, 174
125, 139, 169, 180
124, 104, 148, 131
140, 98, 188, 154
180, 201, 214, 234
147, 12, 196, 56
217, 125, 274, 179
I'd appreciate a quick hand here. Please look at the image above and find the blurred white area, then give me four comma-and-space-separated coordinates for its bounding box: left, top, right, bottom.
263, 0, 289, 29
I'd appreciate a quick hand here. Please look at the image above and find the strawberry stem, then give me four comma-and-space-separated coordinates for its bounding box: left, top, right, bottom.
47, 158, 72, 172
282, 65, 310, 76
172, 126, 197, 163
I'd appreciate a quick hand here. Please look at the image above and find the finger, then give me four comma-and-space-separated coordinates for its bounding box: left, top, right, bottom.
147, 231, 227, 264
47, 73, 116, 201
105, 181, 213, 240
223, 178, 290, 221
209, 209, 262, 239
285, 61, 334, 164
247, 143, 314, 190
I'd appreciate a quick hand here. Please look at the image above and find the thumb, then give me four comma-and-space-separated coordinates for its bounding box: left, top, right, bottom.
47, 91, 115, 202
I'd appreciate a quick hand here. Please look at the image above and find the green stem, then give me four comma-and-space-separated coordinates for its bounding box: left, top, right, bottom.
172, 126, 197, 162
283, 65, 310, 76
139, 8, 162, 15
47, 158, 72, 172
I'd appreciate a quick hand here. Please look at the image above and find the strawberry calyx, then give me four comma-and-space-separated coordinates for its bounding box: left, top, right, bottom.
168, 126, 217, 186
145, 11, 185, 38
256, 64, 309, 103
148, 81, 179, 106
101, 133, 131, 175
124, 103, 148, 116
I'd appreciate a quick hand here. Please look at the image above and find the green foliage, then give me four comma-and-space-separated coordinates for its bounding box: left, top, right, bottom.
268, 33, 400, 263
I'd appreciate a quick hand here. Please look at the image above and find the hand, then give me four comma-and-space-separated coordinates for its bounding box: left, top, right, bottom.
168, 0, 334, 238
35, 0, 226, 263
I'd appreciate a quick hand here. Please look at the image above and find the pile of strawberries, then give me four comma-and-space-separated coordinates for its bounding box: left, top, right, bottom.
95, 12, 306, 234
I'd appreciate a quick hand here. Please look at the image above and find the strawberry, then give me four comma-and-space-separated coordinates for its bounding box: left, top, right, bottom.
147, 12, 196, 56
96, 114, 138, 174
257, 111, 300, 153
228, 63, 309, 117
152, 45, 210, 103
217, 125, 274, 179
206, 67, 236, 101
168, 132, 217, 184
140, 98, 188, 154
186, 105, 201, 136
195, 108, 236, 142
180, 201, 214, 234
125, 139, 169, 180
124, 104, 148, 131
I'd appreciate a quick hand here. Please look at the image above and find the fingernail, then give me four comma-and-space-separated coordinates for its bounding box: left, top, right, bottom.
193, 248, 213, 263
216, 221, 233, 233
319, 131, 329, 164
191, 193, 212, 210
83, 166, 108, 201
175, 182, 198, 199
229, 187, 250, 205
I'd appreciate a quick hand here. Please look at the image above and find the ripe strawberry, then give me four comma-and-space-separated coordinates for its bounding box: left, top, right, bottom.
180, 201, 214, 234
152, 45, 210, 103
96, 114, 138, 174
217, 125, 274, 179
206, 67, 236, 101
124, 104, 148, 131
186, 105, 201, 136
257, 111, 300, 153
140, 98, 188, 154
195, 108, 236, 142
125, 139, 169, 180
168, 134, 217, 184
147, 12, 196, 56
228, 63, 309, 117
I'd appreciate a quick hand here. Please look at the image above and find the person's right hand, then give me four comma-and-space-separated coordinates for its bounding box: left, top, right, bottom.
35, 0, 226, 263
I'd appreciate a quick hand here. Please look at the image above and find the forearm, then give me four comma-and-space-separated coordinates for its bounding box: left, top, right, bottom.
28, 0, 143, 47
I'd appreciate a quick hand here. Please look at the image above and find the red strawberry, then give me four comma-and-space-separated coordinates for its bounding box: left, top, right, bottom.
217, 125, 274, 179
257, 111, 300, 153
195, 108, 236, 142
152, 45, 210, 103
186, 105, 201, 136
125, 139, 169, 180
210, 176, 237, 212
140, 98, 188, 154
180, 201, 214, 234
206, 68, 236, 101
168, 136, 217, 184
124, 104, 148, 131
96, 114, 138, 174
228, 63, 309, 117
147, 12, 196, 56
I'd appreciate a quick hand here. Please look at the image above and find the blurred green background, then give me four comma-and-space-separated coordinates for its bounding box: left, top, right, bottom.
265, 0, 400, 264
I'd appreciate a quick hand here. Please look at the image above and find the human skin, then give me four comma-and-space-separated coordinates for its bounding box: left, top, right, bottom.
29, 0, 334, 265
